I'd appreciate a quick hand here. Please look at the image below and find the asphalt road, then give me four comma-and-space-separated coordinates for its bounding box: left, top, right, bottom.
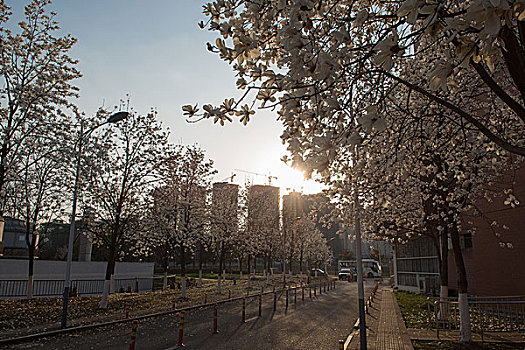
4, 280, 373, 350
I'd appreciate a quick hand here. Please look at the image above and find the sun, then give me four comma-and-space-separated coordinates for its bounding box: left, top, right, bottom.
251, 156, 325, 195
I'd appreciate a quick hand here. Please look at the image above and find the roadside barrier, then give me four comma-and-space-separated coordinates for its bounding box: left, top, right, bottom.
259, 293, 262, 316
241, 298, 246, 323
177, 311, 185, 347
129, 320, 138, 350
213, 304, 218, 334
365, 281, 380, 315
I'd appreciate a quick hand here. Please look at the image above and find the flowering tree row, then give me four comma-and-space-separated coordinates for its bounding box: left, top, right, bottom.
191, 0, 525, 342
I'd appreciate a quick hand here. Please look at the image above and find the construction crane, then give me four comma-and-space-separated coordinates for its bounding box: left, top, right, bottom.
220, 173, 236, 183
234, 169, 278, 186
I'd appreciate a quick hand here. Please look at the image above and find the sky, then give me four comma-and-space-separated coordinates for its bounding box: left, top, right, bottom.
7, 0, 324, 194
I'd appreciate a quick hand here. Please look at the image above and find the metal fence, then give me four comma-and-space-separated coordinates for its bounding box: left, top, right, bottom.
427, 296, 525, 341
0, 276, 166, 298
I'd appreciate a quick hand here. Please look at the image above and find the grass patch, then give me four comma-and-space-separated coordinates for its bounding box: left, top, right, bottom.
394, 290, 433, 329
413, 341, 524, 349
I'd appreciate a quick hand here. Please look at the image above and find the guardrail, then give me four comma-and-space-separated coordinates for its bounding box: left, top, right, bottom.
429, 296, 525, 341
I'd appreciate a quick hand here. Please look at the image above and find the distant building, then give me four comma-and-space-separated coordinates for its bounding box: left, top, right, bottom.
1, 217, 29, 257
212, 182, 240, 231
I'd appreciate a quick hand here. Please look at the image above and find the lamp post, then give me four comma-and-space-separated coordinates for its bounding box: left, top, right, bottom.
353, 145, 367, 350
60, 111, 129, 329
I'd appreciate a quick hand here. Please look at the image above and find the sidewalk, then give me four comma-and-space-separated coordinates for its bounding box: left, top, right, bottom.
347, 286, 413, 350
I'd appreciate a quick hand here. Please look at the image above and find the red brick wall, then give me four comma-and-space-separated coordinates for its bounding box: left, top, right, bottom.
448, 166, 525, 296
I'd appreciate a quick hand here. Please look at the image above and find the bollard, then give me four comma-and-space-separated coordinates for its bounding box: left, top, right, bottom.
135, 278, 139, 293
273, 291, 277, 311
320, 282, 322, 295
259, 293, 262, 317
228, 290, 231, 299
213, 303, 218, 334
339, 339, 344, 350
125, 310, 129, 319
324, 282, 326, 293
241, 298, 246, 323
129, 320, 138, 350
204, 293, 207, 304
294, 287, 297, 305
177, 310, 185, 347
302, 285, 305, 301
309, 285, 312, 299
172, 301, 177, 310
285, 288, 289, 310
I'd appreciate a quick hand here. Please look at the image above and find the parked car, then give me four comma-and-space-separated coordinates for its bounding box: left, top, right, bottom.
338, 267, 356, 281
310, 268, 327, 277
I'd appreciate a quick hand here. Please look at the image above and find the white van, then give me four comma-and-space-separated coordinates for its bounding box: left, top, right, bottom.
338, 259, 382, 279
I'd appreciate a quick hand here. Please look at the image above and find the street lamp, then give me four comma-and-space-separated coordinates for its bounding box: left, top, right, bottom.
353, 146, 367, 350
61, 111, 129, 329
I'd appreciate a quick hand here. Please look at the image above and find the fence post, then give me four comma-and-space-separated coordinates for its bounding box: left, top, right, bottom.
309, 285, 312, 299
129, 320, 138, 350
273, 290, 277, 311
285, 288, 289, 310
314, 284, 316, 297
302, 285, 305, 301
135, 278, 139, 293
294, 287, 297, 305
242, 298, 246, 323
259, 292, 262, 317
125, 310, 129, 319
204, 293, 207, 304
213, 303, 218, 334
228, 290, 231, 300
177, 310, 185, 347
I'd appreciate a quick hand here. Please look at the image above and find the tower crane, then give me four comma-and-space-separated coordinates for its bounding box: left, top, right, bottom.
220, 173, 236, 183
234, 169, 278, 186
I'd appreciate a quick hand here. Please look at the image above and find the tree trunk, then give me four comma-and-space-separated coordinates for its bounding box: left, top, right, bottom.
198, 243, 203, 286
99, 255, 115, 309
450, 225, 471, 342
217, 245, 225, 294
27, 246, 35, 299
438, 230, 449, 320
163, 242, 169, 290
239, 256, 243, 280
180, 242, 186, 298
